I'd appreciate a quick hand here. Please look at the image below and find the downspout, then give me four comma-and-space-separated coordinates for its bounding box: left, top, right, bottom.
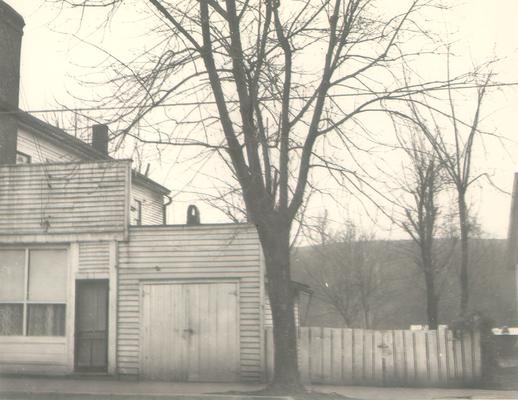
162, 194, 172, 225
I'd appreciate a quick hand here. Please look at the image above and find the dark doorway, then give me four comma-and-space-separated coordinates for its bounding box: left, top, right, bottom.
75, 280, 109, 372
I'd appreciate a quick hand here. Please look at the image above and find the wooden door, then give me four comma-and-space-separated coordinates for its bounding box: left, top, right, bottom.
75, 280, 109, 372
141, 282, 239, 382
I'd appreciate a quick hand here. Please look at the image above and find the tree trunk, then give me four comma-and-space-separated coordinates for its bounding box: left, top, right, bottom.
259, 221, 303, 391
458, 193, 469, 316
424, 269, 439, 329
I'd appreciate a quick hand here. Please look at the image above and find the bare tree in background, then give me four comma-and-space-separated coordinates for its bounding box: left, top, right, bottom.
394, 131, 455, 328
303, 216, 386, 328
47, 0, 475, 390
403, 71, 492, 316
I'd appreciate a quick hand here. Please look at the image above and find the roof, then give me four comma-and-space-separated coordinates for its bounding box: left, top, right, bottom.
16, 109, 171, 195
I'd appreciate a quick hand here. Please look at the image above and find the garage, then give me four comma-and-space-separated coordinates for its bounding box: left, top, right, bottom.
140, 281, 240, 382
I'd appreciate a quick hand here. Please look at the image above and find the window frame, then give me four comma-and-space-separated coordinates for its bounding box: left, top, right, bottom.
0, 246, 68, 337
130, 198, 143, 226
16, 151, 31, 164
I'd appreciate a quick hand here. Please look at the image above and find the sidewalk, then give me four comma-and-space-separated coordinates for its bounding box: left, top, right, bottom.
1, 376, 518, 400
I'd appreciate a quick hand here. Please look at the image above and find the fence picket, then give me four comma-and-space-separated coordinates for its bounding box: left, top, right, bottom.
393, 330, 406, 385
404, 330, 416, 384
330, 328, 342, 384
414, 331, 428, 385
299, 327, 310, 383
373, 331, 383, 384
310, 327, 323, 383
322, 328, 332, 384
462, 331, 473, 383
437, 327, 448, 384
342, 329, 353, 384
364, 330, 374, 384
353, 329, 364, 383
427, 331, 439, 385
383, 330, 395, 384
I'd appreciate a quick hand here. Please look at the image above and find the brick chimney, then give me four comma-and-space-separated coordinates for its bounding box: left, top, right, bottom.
0, 1, 24, 164
92, 124, 109, 156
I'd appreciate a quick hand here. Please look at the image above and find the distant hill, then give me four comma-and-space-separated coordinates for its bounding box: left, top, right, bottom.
292, 239, 517, 329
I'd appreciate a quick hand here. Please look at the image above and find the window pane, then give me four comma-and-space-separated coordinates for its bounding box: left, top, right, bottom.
0, 304, 23, 335
28, 249, 67, 302
27, 304, 66, 336
0, 250, 25, 301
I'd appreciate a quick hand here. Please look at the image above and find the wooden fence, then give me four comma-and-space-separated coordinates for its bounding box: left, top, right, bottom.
265, 326, 481, 387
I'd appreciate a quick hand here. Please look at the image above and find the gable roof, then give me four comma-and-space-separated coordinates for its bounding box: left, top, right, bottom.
17, 109, 170, 195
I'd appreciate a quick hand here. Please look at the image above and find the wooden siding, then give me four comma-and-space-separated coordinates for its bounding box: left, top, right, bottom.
17, 128, 77, 163
78, 242, 111, 275
264, 294, 300, 327
131, 182, 164, 225
117, 224, 263, 381
0, 336, 67, 375
0, 160, 130, 239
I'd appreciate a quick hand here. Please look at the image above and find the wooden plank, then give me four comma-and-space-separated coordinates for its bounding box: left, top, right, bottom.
373, 330, 383, 384
472, 329, 482, 379
414, 330, 428, 385
446, 329, 456, 383
462, 331, 473, 384
382, 330, 395, 385
299, 327, 310, 384
352, 329, 364, 384
453, 333, 463, 381
330, 328, 342, 384
363, 330, 374, 385
393, 330, 406, 385
342, 329, 353, 385
322, 328, 332, 384
404, 330, 416, 385
427, 331, 439, 385
437, 326, 448, 384
310, 327, 323, 383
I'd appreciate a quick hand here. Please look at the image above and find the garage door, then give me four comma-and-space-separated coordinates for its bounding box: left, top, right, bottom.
140, 282, 239, 382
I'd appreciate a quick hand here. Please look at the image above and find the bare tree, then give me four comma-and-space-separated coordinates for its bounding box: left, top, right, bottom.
46, 0, 474, 390
301, 216, 386, 328
404, 70, 492, 316
394, 131, 457, 328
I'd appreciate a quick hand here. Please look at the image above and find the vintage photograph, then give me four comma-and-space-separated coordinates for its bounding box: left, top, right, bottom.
0, 1, 517, 399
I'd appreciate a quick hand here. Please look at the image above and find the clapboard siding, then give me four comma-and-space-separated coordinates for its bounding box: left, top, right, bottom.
0, 337, 67, 375
117, 224, 263, 381
17, 128, 78, 163
264, 294, 300, 327
78, 242, 110, 273
131, 183, 164, 225
0, 160, 130, 237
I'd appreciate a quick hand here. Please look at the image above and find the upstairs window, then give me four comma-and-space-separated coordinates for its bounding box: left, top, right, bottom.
131, 198, 142, 226
0, 248, 67, 336
16, 152, 31, 164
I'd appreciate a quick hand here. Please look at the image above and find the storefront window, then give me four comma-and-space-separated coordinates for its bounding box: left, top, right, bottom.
0, 248, 67, 336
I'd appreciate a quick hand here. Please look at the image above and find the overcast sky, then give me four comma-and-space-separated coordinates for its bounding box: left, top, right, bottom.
6, 0, 518, 239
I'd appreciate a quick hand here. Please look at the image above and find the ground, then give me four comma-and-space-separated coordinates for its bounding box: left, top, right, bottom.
3, 376, 518, 400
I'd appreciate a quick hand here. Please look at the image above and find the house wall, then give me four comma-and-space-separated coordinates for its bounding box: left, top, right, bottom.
0, 160, 130, 241
16, 127, 166, 226
131, 183, 164, 225
17, 128, 76, 163
116, 224, 264, 381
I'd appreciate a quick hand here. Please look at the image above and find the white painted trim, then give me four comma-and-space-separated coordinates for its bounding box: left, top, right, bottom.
0, 232, 126, 244
66, 242, 78, 372
108, 241, 118, 375
75, 272, 110, 280
258, 242, 266, 381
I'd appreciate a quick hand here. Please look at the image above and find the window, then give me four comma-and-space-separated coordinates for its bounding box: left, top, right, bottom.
130, 198, 142, 225
0, 248, 67, 336
16, 152, 31, 164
